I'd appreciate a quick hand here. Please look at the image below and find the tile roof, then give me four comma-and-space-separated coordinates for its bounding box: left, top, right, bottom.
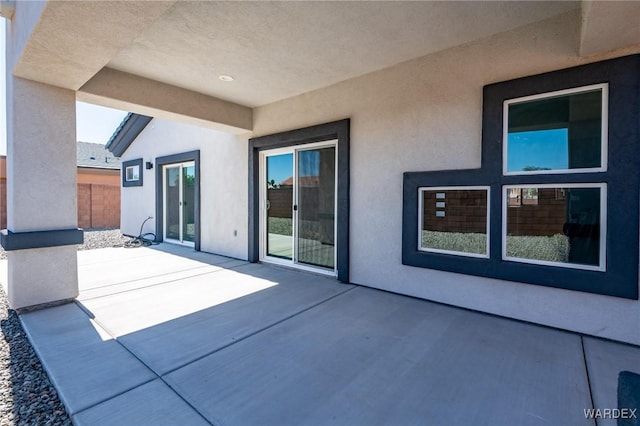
77, 141, 121, 169
280, 176, 319, 186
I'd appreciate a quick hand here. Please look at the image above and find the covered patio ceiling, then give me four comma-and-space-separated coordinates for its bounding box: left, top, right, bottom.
6, 1, 640, 130
103, 1, 578, 108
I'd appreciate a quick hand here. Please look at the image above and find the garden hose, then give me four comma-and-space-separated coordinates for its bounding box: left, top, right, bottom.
124, 216, 158, 248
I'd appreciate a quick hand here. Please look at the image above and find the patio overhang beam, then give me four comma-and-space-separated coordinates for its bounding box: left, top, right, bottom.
78, 68, 253, 134
579, 1, 640, 57
10, 1, 176, 91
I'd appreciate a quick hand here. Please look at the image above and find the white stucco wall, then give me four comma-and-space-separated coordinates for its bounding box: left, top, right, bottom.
4, 1, 80, 308
120, 119, 249, 260
251, 11, 640, 345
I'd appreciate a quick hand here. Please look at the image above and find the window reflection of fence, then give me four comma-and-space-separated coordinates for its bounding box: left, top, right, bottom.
423, 190, 487, 234
268, 185, 334, 245
267, 187, 293, 219
268, 186, 325, 221
507, 188, 566, 236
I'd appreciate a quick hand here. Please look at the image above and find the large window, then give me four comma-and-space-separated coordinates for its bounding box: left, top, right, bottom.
504, 84, 607, 175
503, 184, 606, 271
502, 84, 608, 272
419, 187, 489, 258
402, 54, 640, 299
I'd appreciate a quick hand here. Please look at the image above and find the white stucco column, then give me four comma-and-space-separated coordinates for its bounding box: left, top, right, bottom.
4, 75, 80, 309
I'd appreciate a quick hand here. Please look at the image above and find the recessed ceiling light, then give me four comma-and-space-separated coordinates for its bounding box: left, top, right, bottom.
219, 75, 234, 82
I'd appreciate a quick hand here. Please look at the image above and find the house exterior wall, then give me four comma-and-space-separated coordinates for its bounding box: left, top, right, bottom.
120, 119, 249, 260
251, 11, 640, 345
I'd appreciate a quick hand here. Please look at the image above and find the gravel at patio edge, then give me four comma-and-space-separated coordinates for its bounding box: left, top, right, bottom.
0, 288, 72, 425
77, 228, 130, 252
0, 229, 130, 424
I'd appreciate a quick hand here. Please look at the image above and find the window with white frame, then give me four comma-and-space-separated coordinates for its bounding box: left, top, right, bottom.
125, 165, 140, 182
504, 84, 607, 175
502, 184, 606, 271
418, 187, 489, 258
502, 84, 608, 271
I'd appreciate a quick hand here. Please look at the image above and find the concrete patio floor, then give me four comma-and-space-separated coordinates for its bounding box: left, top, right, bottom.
6, 244, 640, 425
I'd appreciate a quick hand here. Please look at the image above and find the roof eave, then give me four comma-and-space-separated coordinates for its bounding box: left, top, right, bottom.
105, 113, 153, 157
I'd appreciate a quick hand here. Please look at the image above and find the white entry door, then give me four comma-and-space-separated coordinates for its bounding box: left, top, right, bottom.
163, 162, 196, 246
259, 141, 337, 275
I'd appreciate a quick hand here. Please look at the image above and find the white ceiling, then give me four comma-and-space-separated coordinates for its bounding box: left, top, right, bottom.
107, 1, 579, 108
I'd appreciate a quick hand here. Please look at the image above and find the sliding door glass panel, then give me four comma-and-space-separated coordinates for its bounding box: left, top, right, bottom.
165, 167, 180, 240
266, 153, 293, 260
182, 164, 196, 243
297, 147, 335, 269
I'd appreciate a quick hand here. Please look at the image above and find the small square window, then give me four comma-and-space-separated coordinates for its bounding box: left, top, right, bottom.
503, 183, 606, 271
504, 84, 608, 175
125, 165, 140, 182
418, 187, 490, 258
122, 158, 143, 187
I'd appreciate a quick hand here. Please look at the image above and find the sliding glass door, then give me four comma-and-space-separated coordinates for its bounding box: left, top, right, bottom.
297, 146, 336, 269
261, 141, 337, 273
266, 153, 294, 260
163, 162, 195, 246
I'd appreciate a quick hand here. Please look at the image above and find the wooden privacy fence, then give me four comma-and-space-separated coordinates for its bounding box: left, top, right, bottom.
0, 181, 120, 230
77, 183, 120, 229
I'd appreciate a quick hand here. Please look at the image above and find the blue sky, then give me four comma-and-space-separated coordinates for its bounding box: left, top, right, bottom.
267, 153, 293, 185
267, 151, 321, 185
507, 128, 569, 172
76, 102, 129, 145
0, 19, 128, 154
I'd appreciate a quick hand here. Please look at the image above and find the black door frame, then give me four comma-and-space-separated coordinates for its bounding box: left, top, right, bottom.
248, 119, 350, 282
155, 150, 201, 251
